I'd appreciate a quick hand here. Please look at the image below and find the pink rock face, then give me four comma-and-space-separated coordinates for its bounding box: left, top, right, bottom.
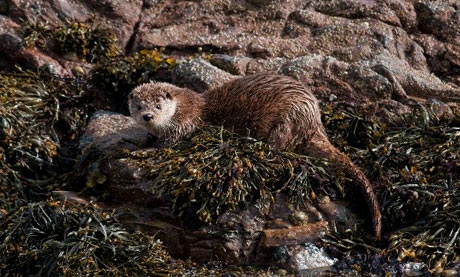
1, 0, 459, 103
131, 0, 460, 104
7, 0, 143, 47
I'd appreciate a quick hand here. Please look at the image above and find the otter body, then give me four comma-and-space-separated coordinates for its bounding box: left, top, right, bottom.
203, 74, 323, 151
129, 73, 382, 239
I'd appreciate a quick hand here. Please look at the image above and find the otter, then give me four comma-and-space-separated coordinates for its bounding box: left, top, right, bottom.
129, 73, 382, 240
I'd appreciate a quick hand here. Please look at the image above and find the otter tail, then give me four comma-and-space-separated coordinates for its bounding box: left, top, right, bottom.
303, 132, 382, 240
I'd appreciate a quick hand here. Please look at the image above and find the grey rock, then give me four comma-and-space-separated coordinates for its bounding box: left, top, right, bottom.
401, 262, 427, 276
171, 58, 235, 92
210, 54, 251, 75
79, 111, 153, 157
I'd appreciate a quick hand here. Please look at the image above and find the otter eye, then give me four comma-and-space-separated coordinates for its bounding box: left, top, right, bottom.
156, 104, 161, 110
137, 105, 142, 111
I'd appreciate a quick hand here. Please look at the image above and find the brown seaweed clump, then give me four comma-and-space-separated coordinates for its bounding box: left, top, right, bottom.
91, 49, 176, 95
0, 200, 180, 276
23, 20, 120, 63
0, 69, 92, 212
321, 103, 460, 274
130, 126, 345, 225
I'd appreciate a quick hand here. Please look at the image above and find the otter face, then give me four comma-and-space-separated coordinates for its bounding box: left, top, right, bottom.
128, 83, 178, 138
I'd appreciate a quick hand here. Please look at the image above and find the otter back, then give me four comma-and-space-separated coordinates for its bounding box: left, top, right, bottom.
203, 73, 325, 151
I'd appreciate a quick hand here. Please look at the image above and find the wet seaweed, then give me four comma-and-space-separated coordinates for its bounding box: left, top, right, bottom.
4, 17, 460, 277
91, 49, 176, 95
0, 200, 179, 276
1, 22, 273, 276
130, 126, 343, 225
321, 103, 460, 274
23, 19, 120, 63
0, 69, 92, 212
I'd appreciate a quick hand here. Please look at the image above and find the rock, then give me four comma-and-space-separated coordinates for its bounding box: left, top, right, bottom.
426, 98, 454, 123
210, 54, 251, 75
287, 243, 337, 272
0, 16, 70, 76
0, 0, 143, 76
0, 0, 8, 14
7, 0, 142, 48
367, 51, 460, 102
414, 2, 460, 42
279, 54, 393, 102
171, 58, 235, 92
79, 111, 153, 156
401, 262, 428, 276
363, 99, 412, 126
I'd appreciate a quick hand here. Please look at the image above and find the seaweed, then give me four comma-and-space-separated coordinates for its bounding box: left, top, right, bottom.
1, 21, 273, 276
23, 19, 120, 63
0, 200, 179, 276
4, 17, 460, 276
90, 49, 176, 96
0, 69, 92, 212
130, 126, 343, 225
321, 103, 460, 274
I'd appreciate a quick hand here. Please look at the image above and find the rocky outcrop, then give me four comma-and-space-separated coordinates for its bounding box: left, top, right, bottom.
131, 0, 460, 104
2, 0, 459, 104
0, 0, 143, 76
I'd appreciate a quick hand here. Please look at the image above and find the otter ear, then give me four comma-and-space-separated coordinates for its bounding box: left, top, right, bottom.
165, 92, 173, 100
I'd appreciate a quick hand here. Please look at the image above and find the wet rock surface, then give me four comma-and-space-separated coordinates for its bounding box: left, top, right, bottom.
79, 111, 153, 156
171, 58, 235, 92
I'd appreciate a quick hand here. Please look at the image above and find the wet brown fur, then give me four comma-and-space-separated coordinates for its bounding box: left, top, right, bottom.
130, 73, 382, 239
129, 82, 204, 144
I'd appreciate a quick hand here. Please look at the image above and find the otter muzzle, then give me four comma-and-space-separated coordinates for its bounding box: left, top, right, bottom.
143, 114, 153, 122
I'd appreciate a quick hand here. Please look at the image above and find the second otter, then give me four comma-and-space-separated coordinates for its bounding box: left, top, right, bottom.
129, 73, 382, 240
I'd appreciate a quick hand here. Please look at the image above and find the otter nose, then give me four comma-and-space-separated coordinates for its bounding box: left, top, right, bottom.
143, 114, 153, 122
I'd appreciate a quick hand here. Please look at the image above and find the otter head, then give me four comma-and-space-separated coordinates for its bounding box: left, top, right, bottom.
128, 82, 178, 138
